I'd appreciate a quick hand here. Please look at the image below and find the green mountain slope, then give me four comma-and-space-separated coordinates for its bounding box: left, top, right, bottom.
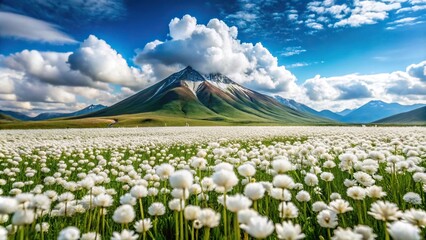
85, 66, 330, 124
0, 113, 19, 123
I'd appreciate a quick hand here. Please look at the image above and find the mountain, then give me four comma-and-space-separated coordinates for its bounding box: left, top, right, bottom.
340, 100, 425, 123
274, 96, 343, 121
336, 109, 353, 116
0, 113, 19, 123
375, 106, 426, 124
0, 110, 32, 121
85, 66, 329, 124
32, 104, 106, 121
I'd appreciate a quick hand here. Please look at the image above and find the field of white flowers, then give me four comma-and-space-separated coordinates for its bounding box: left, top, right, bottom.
0, 126, 425, 240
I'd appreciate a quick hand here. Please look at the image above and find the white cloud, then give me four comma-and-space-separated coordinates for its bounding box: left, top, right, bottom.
334, 1, 401, 28
300, 61, 426, 111
287, 62, 309, 68
306, 22, 324, 30
68, 35, 147, 89
396, 4, 426, 13
386, 17, 423, 29
407, 61, 426, 81
0, 35, 143, 114
281, 46, 306, 57
0, 11, 76, 44
134, 15, 298, 93
3, 50, 105, 89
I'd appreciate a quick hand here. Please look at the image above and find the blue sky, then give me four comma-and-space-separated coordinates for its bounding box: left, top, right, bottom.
0, 0, 425, 113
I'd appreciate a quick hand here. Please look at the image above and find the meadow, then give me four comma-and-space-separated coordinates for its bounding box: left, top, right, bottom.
0, 126, 425, 240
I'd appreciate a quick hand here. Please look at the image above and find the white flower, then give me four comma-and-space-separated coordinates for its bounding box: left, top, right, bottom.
119, 193, 136, 206
403, 192, 422, 205
169, 170, 193, 189
112, 204, 135, 224
403, 209, 426, 228
312, 201, 328, 212
271, 159, 293, 173
0, 227, 7, 240
134, 218, 152, 233
238, 209, 259, 225
80, 232, 101, 240
368, 201, 402, 222
58, 226, 80, 240
387, 221, 420, 240
168, 199, 185, 212
12, 209, 35, 225
224, 194, 252, 212
130, 185, 148, 199
332, 227, 362, 240
329, 199, 353, 214
240, 216, 274, 239
273, 175, 295, 189
148, 202, 165, 216
30, 194, 51, 210
171, 188, 189, 200
111, 229, 138, 240
212, 170, 238, 192
353, 225, 376, 240
304, 173, 319, 186
353, 172, 375, 187
198, 208, 220, 228
156, 163, 175, 180
330, 193, 341, 200
238, 164, 256, 177
244, 183, 265, 200
365, 185, 386, 199
184, 205, 201, 220
270, 188, 292, 201
320, 172, 334, 182
279, 202, 298, 219
295, 191, 311, 202
0, 197, 18, 214
94, 193, 113, 208
35, 222, 49, 233
275, 221, 305, 240
346, 186, 366, 200
317, 210, 338, 228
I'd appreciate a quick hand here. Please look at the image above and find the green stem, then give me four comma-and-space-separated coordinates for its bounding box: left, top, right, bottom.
357, 201, 364, 224
203, 228, 210, 240
384, 221, 390, 240
327, 228, 331, 240
180, 200, 184, 240
139, 199, 145, 219
175, 212, 179, 240
234, 213, 241, 240
223, 193, 228, 238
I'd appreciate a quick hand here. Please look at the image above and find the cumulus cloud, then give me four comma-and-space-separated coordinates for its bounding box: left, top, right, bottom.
0, 11, 76, 43
407, 61, 426, 81
0, 35, 143, 114
68, 35, 146, 89
300, 61, 426, 110
135, 14, 297, 93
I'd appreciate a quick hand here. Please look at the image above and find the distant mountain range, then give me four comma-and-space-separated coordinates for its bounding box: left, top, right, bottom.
375, 106, 426, 124
0, 67, 424, 127
0, 104, 106, 121
84, 66, 328, 124
274, 97, 425, 124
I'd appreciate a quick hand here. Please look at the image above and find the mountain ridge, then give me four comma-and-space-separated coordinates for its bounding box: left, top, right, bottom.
84, 66, 329, 124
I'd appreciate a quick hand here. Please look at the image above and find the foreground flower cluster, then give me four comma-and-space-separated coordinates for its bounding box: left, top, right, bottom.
0, 127, 425, 240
